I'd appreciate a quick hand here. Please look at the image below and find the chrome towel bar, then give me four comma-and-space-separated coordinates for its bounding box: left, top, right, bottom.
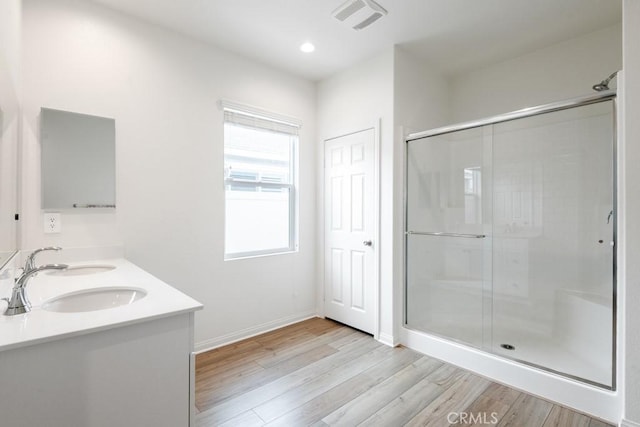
406, 231, 486, 239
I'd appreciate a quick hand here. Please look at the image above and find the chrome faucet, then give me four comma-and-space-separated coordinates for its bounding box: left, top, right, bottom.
3, 264, 68, 315
24, 247, 62, 272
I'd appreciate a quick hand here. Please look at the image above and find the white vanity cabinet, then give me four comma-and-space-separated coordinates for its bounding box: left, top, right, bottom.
0, 258, 202, 427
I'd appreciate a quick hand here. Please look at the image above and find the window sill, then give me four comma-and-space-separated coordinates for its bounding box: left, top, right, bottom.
224, 249, 298, 261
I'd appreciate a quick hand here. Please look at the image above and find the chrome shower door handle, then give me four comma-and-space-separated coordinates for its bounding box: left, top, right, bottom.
363, 240, 373, 247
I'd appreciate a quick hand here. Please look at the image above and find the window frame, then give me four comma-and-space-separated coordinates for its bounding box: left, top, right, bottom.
221, 102, 300, 260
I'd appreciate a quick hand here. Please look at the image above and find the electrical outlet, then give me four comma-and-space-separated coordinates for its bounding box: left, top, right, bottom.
44, 212, 61, 233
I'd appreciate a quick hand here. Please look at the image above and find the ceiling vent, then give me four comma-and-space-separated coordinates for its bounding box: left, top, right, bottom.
332, 0, 388, 31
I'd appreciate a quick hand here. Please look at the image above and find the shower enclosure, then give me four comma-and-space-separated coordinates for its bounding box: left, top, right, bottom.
404, 92, 616, 389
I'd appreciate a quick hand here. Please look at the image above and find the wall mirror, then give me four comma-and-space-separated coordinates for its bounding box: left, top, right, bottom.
0, 107, 18, 269
41, 108, 116, 209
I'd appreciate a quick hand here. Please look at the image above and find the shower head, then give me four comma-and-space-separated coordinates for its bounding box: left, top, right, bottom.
593, 71, 619, 92
592, 82, 609, 92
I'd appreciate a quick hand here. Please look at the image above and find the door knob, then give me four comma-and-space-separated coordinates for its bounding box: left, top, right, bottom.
363, 240, 373, 247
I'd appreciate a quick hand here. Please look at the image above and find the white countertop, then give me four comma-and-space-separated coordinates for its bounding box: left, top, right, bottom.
0, 258, 203, 352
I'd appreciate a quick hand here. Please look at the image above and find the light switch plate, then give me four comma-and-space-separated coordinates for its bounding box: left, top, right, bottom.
44, 212, 61, 233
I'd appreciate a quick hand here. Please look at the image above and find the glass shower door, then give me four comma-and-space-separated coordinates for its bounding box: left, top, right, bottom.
405, 126, 490, 348
405, 97, 615, 389
491, 100, 615, 388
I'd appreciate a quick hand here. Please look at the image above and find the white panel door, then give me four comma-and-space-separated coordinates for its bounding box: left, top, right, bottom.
324, 128, 376, 334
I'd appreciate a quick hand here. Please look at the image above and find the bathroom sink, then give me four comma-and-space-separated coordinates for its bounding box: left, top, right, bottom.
42, 287, 146, 313
46, 265, 116, 277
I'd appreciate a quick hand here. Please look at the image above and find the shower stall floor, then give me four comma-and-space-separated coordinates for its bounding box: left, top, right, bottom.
493, 330, 611, 387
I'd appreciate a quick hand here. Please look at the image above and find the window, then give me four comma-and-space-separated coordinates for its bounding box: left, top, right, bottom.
464, 166, 482, 224
223, 106, 299, 259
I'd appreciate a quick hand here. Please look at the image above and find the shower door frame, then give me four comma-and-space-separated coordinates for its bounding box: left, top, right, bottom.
403, 90, 618, 390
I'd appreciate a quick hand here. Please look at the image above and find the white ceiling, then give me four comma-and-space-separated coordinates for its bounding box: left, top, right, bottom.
90, 0, 622, 81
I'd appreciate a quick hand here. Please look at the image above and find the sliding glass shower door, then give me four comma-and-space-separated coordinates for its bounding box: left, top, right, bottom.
406, 126, 490, 348
405, 97, 615, 388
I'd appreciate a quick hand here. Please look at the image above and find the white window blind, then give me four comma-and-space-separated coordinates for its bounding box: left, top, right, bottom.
224, 110, 300, 136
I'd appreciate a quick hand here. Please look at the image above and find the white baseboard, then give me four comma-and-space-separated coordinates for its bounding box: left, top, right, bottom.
377, 332, 396, 347
621, 419, 640, 427
194, 311, 317, 353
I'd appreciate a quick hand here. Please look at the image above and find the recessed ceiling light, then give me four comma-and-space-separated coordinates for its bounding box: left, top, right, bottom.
300, 42, 315, 53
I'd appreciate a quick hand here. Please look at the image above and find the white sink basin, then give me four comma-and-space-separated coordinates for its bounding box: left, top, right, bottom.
47, 265, 116, 277
42, 287, 147, 313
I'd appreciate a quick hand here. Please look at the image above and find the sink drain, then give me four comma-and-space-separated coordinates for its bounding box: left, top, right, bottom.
500, 344, 515, 350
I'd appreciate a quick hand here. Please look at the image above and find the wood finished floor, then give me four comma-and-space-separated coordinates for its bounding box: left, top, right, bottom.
195, 318, 613, 427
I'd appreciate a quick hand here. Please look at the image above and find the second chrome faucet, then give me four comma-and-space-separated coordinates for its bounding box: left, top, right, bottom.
3, 247, 68, 316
